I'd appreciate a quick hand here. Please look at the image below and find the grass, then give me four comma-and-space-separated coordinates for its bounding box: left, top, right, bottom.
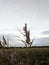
0, 47, 49, 65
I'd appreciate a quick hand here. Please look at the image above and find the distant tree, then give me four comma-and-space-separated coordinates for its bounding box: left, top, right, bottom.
16, 23, 35, 47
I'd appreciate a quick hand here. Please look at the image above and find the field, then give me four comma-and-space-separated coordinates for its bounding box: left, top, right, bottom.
0, 47, 49, 65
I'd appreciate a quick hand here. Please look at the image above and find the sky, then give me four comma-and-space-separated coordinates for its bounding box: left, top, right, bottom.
0, 0, 49, 34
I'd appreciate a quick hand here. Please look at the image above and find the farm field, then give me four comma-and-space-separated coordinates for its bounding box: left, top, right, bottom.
0, 47, 49, 65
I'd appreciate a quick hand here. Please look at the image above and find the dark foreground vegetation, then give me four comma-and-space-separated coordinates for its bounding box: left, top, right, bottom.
0, 47, 49, 65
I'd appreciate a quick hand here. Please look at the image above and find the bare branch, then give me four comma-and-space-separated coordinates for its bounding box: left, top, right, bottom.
17, 26, 25, 36
30, 36, 35, 47
16, 38, 27, 47
16, 35, 26, 41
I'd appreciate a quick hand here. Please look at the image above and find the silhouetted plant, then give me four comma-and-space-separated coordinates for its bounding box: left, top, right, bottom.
3, 36, 9, 47
16, 23, 35, 47
0, 36, 9, 47
0, 41, 3, 47
3, 36, 7, 44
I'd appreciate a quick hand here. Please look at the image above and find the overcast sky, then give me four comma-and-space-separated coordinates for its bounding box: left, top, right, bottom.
0, 0, 49, 34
